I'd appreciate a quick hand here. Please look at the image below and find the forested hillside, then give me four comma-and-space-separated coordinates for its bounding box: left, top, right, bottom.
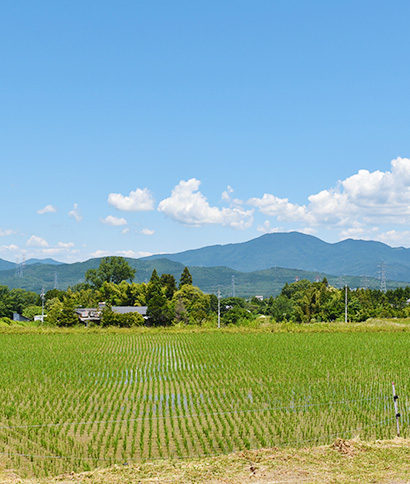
143, 232, 410, 281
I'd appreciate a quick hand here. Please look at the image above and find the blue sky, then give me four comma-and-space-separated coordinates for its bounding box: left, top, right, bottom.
1, 1, 410, 263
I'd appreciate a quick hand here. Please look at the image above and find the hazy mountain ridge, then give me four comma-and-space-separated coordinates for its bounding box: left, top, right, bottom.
0, 257, 401, 298
0, 232, 409, 296
143, 232, 410, 281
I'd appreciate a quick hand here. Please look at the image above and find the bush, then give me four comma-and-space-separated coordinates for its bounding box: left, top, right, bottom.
0, 317, 12, 327
101, 309, 145, 327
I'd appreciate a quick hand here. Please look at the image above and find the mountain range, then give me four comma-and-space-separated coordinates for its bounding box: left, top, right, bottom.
144, 232, 410, 281
1, 232, 409, 296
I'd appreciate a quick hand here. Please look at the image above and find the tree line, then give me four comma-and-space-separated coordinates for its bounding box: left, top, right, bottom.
1, 257, 410, 327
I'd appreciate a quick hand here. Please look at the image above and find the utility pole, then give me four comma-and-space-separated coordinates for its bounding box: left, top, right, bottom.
345, 284, 348, 323
41, 287, 45, 324
379, 263, 387, 293
392, 383, 400, 437
217, 289, 221, 328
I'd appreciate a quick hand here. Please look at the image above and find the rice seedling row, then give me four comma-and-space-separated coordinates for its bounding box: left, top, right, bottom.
0, 331, 407, 477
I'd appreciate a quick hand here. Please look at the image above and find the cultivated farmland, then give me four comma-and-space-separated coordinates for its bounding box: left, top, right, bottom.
0, 330, 408, 477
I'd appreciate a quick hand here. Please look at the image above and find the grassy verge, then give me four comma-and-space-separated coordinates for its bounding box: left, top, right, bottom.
1, 317, 410, 335
2, 438, 409, 484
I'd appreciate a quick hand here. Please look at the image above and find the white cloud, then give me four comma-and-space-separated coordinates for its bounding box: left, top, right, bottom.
116, 250, 138, 258
121, 227, 130, 234
257, 221, 285, 234
376, 230, 410, 246
0, 228, 15, 237
69, 203, 82, 222
91, 249, 112, 258
91, 249, 152, 259
26, 235, 49, 247
158, 178, 254, 229
141, 228, 154, 236
134, 251, 153, 258
41, 248, 64, 255
58, 241, 75, 248
249, 194, 311, 223
0, 244, 19, 252
37, 204, 57, 215
222, 185, 234, 202
299, 227, 318, 236
249, 157, 410, 231
257, 221, 317, 236
101, 215, 128, 226
108, 188, 155, 212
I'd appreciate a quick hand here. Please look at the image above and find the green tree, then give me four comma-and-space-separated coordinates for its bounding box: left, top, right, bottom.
100, 307, 144, 327
266, 295, 293, 322
179, 267, 193, 289
146, 270, 173, 326
45, 297, 78, 326
22, 305, 43, 320
172, 285, 212, 325
160, 274, 177, 299
85, 256, 136, 289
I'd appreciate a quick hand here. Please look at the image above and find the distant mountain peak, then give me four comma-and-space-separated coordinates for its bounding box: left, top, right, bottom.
25, 258, 64, 266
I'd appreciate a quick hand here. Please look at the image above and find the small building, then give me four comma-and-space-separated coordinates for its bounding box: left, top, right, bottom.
75, 305, 147, 324
13, 313, 30, 322
75, 308, 102, 324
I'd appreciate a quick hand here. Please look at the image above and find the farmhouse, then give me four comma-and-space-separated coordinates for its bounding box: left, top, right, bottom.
75, 305, 147, 324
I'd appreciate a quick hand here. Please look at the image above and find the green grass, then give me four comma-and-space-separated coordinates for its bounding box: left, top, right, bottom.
0, 325, 409, 478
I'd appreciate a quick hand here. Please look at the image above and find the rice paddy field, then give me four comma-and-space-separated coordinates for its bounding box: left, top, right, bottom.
0, 329, 409, 477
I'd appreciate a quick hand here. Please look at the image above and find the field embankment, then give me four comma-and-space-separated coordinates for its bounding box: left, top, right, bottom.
2, 438, 410, 484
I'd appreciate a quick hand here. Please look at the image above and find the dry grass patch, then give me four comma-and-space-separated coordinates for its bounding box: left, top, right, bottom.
3, 438, 410, 484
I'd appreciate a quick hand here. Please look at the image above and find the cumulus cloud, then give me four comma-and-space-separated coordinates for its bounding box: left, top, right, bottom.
37, 204, 57, 215
0, 244, 19, 252
101, 215, 128, 226
158, 178, 253, 229
0, 228, 15, 237
69, 203, 82, 222
249, 194, 312, 223
26, 235, 49, 247
108, 188, 155, 212
141, 228, 154, 236
377, 230, 410, 246
249, 157, 410, 230
257, 221, 285, 234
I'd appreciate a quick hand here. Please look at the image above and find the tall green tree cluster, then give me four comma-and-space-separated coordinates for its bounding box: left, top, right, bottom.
145, 267, 213, 326
5, 255, 410, 328
0, 286, 39, 320
263, 279, 410, 323
85, 256, 136, 288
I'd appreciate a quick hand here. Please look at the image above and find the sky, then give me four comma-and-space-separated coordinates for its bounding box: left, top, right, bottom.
1, 0, 410, 263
